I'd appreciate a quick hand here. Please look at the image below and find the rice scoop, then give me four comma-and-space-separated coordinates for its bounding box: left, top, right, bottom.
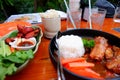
56, 35, 85, 59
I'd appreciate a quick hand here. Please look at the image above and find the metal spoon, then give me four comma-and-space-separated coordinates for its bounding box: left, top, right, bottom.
54, 31, 65, 80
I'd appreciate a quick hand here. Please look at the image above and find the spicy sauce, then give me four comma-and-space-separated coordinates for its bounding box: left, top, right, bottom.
17, 41, 33, 47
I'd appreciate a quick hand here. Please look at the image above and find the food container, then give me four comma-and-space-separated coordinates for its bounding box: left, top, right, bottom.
49, 29, 120, 80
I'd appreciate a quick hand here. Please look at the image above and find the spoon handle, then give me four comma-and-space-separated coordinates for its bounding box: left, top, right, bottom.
55, 32, 65, 80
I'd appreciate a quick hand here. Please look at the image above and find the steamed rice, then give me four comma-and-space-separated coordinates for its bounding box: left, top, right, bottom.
56, 35, 85, 59
40, 9, 59, 18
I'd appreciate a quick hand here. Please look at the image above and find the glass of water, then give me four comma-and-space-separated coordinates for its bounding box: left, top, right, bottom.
113, 7, 120, 23
87, 8, 107, 31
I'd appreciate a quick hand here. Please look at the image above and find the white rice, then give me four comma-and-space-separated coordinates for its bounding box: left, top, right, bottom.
40, 9, 59, 18
56, 35, 85, 59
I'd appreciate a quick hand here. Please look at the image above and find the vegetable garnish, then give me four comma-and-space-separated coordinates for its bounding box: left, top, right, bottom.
0, 40, 12, 57
67, 62, 95, 68
62, 57, 102, 79
0, 49, 34, 80
69, 68, 102, 79
82, 38, 95, 48
61, 57, 85, 65
0, 25, 42, 80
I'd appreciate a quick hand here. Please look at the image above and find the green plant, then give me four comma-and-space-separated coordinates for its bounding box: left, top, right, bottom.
0, 0, 14, 20
0, 0, 34, 21
83, 0, 97, 7
46, 0, 66, 11
0, 0, 14, 10
36, 0, 68, 12
0, 0, 67, 21
81, 0, 119, 9
14, 0, 34, 13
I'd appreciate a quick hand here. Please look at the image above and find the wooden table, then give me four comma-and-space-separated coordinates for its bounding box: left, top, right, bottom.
5, 18, 120, 80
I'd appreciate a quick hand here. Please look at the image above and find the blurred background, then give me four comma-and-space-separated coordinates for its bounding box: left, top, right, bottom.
0, 0, 118, 21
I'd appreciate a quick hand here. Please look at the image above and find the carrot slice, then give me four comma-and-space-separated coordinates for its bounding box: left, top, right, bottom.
84, 68, 100, 77
0, 21, 31, 38
61, 57, 86, 65
69, 68, 103, 79
68, 62, 95, 68
64, 63, 86, 70
10, 46, 15, 53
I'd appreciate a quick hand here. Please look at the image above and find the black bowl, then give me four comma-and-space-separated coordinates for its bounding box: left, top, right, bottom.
49, 29, 120, 80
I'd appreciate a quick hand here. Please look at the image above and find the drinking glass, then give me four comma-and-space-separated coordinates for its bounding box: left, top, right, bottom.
67, 9, 82, 30
67, 0, 82, 30
113, 7, 120, 23
87, 8, 107, 30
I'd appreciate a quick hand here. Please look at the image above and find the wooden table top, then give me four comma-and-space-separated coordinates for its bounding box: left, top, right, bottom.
5, 18, 120, 80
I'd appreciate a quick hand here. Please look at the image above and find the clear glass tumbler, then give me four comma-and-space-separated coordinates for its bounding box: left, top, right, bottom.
87, 8, 107, 31
113, 7, 120, 23
67, 0, 82, 30
67, 9, 82, 30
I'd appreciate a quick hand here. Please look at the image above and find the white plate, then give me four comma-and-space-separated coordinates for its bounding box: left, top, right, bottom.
56, 10, 67, 20
5, 13, 42, 24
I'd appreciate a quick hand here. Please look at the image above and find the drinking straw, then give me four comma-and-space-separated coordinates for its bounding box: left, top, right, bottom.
88, 0, 92, 29
63, 0, 76, 29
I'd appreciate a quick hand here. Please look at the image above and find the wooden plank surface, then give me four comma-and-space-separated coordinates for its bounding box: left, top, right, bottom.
4, 18, 120, 80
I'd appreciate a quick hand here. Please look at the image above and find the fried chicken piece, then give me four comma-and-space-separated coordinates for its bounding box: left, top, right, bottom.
17, 25, 34, 35
113, 46, 120, 57
90, 36, 108, 61
105, 47, 113, 59
17, 25, 40, 39
25, 28, 40, 39
106, 47, 120, 74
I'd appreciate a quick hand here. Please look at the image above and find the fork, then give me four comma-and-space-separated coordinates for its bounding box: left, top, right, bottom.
55, 31, 65, 80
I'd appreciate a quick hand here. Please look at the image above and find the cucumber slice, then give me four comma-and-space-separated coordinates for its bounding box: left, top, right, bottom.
0, 40, 11, 57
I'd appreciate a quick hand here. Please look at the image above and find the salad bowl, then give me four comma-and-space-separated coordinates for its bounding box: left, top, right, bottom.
0, 26, 43, 79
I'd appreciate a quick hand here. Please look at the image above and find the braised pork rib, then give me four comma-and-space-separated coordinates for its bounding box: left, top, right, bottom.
90, 36, 108, 61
